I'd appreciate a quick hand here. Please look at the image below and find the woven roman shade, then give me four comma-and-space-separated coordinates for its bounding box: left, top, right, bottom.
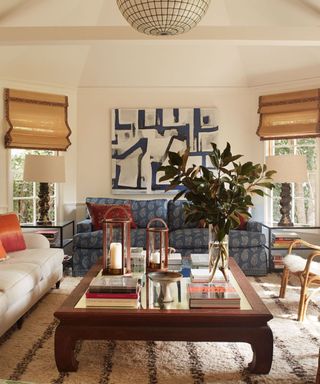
257, 89, 320, 140
4, 88, 71, 151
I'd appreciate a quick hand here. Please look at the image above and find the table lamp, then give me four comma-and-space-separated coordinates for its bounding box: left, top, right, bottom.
23, 155, 65, 225
265, 155, 308, 226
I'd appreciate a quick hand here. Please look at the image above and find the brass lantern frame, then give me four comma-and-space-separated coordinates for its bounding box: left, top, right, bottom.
102, 207, 131, 276
146, 218, 169, 272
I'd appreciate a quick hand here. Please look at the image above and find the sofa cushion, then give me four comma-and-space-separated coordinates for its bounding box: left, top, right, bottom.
0, 262, 41, 303
131, 199, 168, 228
167, 200, 199, 230
86, 198, 168, 228
169, 228, 208, 249
7, 248, 64, 279
131, 228, 147, 248
0, 213, 26, 252
86, 197, 130, 218
229, 230, 266, 248
0, 239, 8, 261
74, 230, 103, 249
74, 228, 146, 249
86, 202, 137, 230
0, 291, 8, 313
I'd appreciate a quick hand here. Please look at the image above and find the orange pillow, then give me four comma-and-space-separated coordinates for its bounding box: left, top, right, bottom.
0, 213, 26, 252
86, 203, 137, 231
0, 239, 8, 261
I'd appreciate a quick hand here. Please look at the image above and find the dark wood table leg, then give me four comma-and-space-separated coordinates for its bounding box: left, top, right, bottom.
247, 326, 273, 374
54, 325, 79, 372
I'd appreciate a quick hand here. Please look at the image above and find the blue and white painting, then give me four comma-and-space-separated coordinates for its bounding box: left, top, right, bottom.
111, 108, 218, 194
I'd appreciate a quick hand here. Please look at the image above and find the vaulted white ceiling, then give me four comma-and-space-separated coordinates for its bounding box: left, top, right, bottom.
0, 0, 319, 88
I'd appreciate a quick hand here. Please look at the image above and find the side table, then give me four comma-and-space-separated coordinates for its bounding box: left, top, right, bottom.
21, 220, 75, 256
261, 222, 320, 272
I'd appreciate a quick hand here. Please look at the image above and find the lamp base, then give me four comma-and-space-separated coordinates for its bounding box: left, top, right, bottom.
37, 182, 52, 225
278, 182, 293, 226
36, 220, 52, 226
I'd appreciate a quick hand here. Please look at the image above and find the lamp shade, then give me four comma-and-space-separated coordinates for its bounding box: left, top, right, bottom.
265, 155, 308, 183
23, 155, 65, 183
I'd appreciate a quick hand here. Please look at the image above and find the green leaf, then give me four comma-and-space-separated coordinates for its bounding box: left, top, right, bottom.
173, 189, 186, 201
168, 151, 182, 166
250, 189, 264, 197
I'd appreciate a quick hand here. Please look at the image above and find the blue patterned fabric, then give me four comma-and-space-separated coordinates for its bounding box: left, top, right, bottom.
167, 200, 198, 230
131, 199, 168, 228
247, 220, 262, 232
76, 219, 92, 233
229, 230, 266, 248
230, 247, 268, 275
169, 228, 208, 249
73, 198, 268, 277
73, 248, 103, 276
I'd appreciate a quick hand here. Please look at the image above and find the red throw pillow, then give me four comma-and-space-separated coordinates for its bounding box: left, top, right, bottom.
0, 239, 8, 261
86, 203, 137, 231
236, 213, 248, 230
0, 213, 26, 252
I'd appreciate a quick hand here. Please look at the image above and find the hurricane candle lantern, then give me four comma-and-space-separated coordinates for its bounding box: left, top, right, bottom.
146, 218, 169, 272
102, 208, 131, 275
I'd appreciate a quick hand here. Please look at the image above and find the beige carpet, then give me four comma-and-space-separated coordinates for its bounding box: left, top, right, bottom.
0, 274, 320, 384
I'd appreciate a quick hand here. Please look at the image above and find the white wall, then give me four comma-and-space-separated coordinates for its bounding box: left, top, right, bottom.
0, 80, 78, 222
76, 86, 264, 221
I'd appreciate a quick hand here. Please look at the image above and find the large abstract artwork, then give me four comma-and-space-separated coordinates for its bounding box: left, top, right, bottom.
111, 108, 218, 193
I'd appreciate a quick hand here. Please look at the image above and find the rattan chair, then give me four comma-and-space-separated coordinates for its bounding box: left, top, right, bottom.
279, 239, 320, 321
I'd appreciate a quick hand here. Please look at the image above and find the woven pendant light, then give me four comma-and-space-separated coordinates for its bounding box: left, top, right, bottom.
117, 0, 211, 36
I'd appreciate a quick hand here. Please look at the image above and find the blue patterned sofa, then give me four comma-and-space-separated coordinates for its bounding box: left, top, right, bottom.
73, 198, 267, 276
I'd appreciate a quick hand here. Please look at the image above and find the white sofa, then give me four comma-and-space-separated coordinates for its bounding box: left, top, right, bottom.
0, 232, 64, 337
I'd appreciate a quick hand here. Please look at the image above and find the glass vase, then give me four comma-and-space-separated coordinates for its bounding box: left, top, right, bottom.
208, 224, 229, 282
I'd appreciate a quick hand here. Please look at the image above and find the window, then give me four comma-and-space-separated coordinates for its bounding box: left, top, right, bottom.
10, 149, 57, 224
266, 138, 319, 225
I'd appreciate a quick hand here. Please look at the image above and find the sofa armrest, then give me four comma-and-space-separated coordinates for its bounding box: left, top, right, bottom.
77, 219, 93, 233
23, 232, 50, 249
247, 220, 262, 233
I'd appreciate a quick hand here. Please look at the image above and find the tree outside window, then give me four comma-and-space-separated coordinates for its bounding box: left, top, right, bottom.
11, 149, 57, 224
268, 138, 318, 225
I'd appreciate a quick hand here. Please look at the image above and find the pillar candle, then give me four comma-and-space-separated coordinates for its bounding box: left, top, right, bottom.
110, 242, 122, 269
151, 250, 160, 264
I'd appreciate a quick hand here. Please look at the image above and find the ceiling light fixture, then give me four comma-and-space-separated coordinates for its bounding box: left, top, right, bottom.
116, 0, 211, 36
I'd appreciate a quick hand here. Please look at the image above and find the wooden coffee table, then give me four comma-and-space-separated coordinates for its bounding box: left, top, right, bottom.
54, 257, 273, 373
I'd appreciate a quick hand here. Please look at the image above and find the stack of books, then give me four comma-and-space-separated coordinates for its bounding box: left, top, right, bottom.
168, 252, 182, 271
272, 232, 301, 270
191, 253, 209, 268
190, 268, 225, 283
272, 254, 285, 270
130, 248, 146, 273
272, 232, 301, 249
86, 275, 141, 308
187, 282, 240, 309
35, 229, 58, 244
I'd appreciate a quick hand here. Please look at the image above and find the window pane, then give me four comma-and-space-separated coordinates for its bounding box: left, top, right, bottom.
274, 147, 292, 155
14, 199, 34, 223
297, 146, 317, 170
273, 198, 281, 223
13, 180, 33, 198
297, 138, 316, 146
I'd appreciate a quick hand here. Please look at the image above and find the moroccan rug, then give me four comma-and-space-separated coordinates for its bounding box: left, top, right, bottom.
0, 274, 320, 384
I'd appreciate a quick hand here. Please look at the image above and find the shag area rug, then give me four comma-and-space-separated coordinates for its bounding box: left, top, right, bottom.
0, 274, 320, 384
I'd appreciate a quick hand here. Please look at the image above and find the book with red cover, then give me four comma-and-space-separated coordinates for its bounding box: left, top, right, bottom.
85, 291, 139, 299
187, 282, 240, 309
